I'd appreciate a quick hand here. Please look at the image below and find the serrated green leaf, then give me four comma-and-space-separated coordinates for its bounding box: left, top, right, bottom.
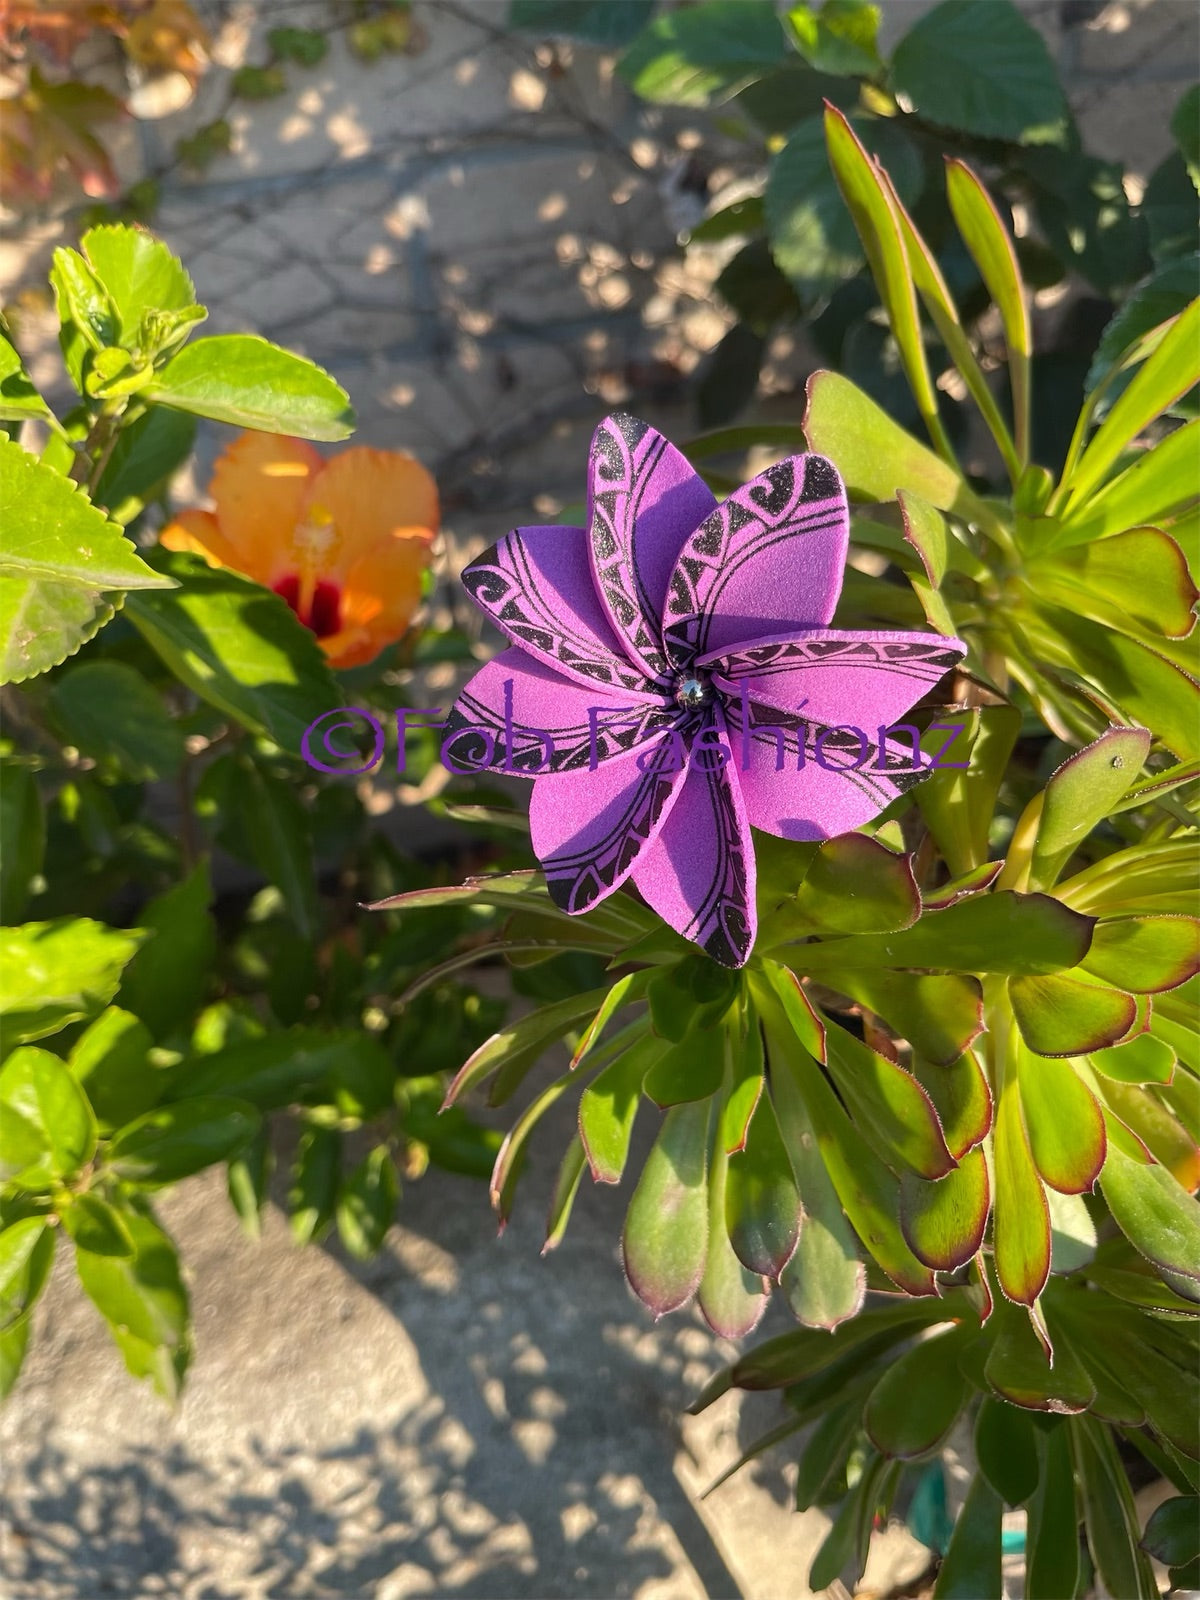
146, 334, 354, 440
126, 550, 343, 751
116, 861, 216, 1040
0, 330, 52, 423
0, 917, 143, 1046
49, 660, 185, 781
617, 0, 786, 106
0, 435, 173, 683
891, 0, 1066, 143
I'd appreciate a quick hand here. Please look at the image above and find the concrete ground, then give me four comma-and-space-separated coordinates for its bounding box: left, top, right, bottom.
0, 1127, 930, 1600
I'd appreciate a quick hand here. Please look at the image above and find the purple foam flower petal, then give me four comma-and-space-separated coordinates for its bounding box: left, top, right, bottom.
631, 708, 756, 969
661, 454, 849, 662
703, 628, 966, 732
460, 523, 653, 696
444, 649, 680, 775
588, 414, 717, 685
723, 695, 927, 842
530, 741, 690, 917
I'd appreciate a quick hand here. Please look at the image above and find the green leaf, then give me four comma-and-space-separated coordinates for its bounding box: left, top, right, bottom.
992, 1074, 1050, 1305
975, 1397, 1039, 1505
227, 1123, 271, 1239
984, 1301, 1094, 1411
803, 370, 985, 520
231, 64, 287, 99
916, 706, 1021, 878
1026, 1424, 1080, 1599
288, 1125, 340, 1244
767, 112, 922, 300
945, 159, 1032, 460
0, 329, 53, 423
795, 891, 1094, 977
266, 23, 331, 63
1024, 600, 1200, 759
0, 435, 173, 684
80, 225, 198, 347
617, 1, 787, 107
1009, 969, 1136, 1058
900, 1149, 988, 1271
0, 759, 45, 922
67, 1006, 162, 1129
756, 972, 935, 1294
898, 488, 951, 586
1018, 1044, 1106, 1192
643, 1024, 726, 1107
932, 1472, 1003, 1599
824, 106, 947, 455
1099, 1140, 1200, 1295
773, 1036, 866, 1328
229, 758, 318, 938
824, 1022, 954, 1178
725, 1088, 802, 1278
542, 1134, 587, 1253
823, 969, 983, 1066
91, 405, 196, 524
1142, 1496, 1200, 1567
0, 1217, 55, 1330
697, 1122, 768, 1338
510, 0, 653, 45
891, 0, 1066, 142
1144, 153, 1200, 267
785, 0, 880, 76
126, 550, 342, 751
74, 1204, 190, 1398
1037, 526, 1199, 641
765, 832, 919, 941
444, 985, 612, 1107
50, 246, 119, 360
1085, 255, 1200, 399
1091, 1031, 1176, 1086
1064, 298, 1200, 508
866, 1326, 969, 1458
622, 1099, 710, 1314
695, 323, 766, 428
1052, 422, 1200, 549
146, 334, 354, 441
337, 1145, 398, 1259
911, 1050, 992, 1159
1072, 1417, 1160, 1600
106, 1096, 258, 1184
116, 861, 216, 1040
0, 917, 144, 1046
1082, 914, 1200, 993
49, 660, 186, 781
578, 1031, 659, 1183
59, 1193, 134, 1256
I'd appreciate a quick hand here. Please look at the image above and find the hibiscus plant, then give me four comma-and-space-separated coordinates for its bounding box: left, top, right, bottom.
0, 223, 509, 1398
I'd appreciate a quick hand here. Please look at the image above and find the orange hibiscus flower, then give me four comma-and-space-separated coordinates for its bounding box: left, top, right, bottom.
161, 432, 438, 669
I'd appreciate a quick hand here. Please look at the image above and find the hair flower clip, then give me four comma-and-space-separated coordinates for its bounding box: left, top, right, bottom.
446, 415, 965, 967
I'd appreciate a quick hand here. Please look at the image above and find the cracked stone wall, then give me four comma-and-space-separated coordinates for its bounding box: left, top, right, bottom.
2, 0, 1196, 532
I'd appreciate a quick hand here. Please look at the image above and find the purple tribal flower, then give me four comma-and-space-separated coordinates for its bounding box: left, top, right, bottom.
445, 414, 965, 968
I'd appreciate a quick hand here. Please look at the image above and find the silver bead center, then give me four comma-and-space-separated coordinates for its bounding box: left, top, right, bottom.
674, 672, 711, 710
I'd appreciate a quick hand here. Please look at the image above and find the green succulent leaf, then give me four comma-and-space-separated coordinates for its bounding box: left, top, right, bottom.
824, 969, 983, 1066
1073, 1416, 1161, 1600
992, 1075, 1051, 1306
911, 1051, 992, 1159
931, 1471, 1003, 1599
1081, 914, 1200, 993
1052, 422, 1200, 548
764, 832, 919, 942
916, 706, 1022, 879
698, 1123, 768, 1338
578, 1031, 659, 1183
899, 1150, 988, 1272
725, 1087, 802, 1278
1026, 1425, 1080, 1599
1030, 727, 1152, 891
975, 1396, 1040, 1505
1017, 1044, 1107, 1192
1009, 970, 1137, 1057
823, 1021, 955, 1178
622, 1099, 711, 1315
1142, 1496, 1200, 1568
865, 1324, 971, 1458
1099, 1140, 1200, 1298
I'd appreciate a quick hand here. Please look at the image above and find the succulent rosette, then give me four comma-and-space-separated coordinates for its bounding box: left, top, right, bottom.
446, 414, 965, 965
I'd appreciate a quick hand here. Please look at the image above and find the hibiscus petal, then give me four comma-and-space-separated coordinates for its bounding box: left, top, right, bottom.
723, 695, 927, 842
587, 413, 716, 684
662, 454, 849, 661
302, 447, 438, 574
208, 433, 323, 581
444, 649, 680, 775
318, 533, 434, 669
159, 508, 244, 573
703, 627, 966, 732
461, 524, 654, 697
529, 741, 689, 917
631, 708, 756, 969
